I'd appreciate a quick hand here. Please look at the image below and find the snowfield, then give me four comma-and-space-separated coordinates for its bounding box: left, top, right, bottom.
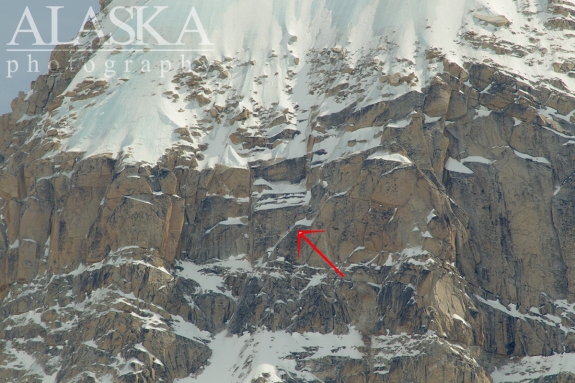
37, 0, 575, 167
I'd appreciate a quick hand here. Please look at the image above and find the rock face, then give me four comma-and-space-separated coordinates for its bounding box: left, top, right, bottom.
2, 0, 575, 382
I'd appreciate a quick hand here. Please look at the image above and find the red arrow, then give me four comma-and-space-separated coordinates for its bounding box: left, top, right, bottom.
298, 230, 345, 278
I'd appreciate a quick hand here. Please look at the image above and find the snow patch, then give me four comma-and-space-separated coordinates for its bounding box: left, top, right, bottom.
513, 150, 551, 165
445, 158, 474, 174
460, 156, 495, 165
367, 151, 412, 164
176, 327, 363, 383
492, 353, 575, 383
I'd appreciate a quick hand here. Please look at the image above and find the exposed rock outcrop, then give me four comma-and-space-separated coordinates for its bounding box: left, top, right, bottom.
2, 1, 575, 382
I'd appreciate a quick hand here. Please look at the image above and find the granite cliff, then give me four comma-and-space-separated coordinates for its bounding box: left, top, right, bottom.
2, 0, 575, 382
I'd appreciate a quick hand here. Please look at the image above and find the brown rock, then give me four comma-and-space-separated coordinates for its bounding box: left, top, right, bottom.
443, 60, 470, 81
46, 128, 59, 137
388, 72, 402, 86
47, 97, 63, 112
479, 85, 515, 110
423, 78, 452, 116
546, 92, 575, 115
467, 63, 496, 91
229, 108, 251, 125
196, 94, 211, 106
268, 114, 289, 128
473, 14, 511, 27
446, 91, 468, 121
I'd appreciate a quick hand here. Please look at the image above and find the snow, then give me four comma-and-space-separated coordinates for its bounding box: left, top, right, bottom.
255, 192, 310, 211
2, 341, 56, 382
513, 150, 551, 165
476, 105, 497, 118
461, 156, 495, 165
37, 0, 574, 168
541, 125, 575, 140
175, 327, 363, 383
492, 353, 575, 383
5, 309, 44, 328
370, 332, 454, 374
124, 196, 153, 205
67, 249, 173, 278
9, 0, 575, 378
425, 115, 442, 123
367, 151, 412, 164
294, 217, 314, 226
204, 145, 248, 169
171, 315, 211, 342
205, 216, 248, 234
387, 117, 412, 128
252, 180, 310, 211
130, 310, 166, 332
426, 209, 436, 224
383, 246, 433, 269
474, 295, 572, 333
452, 314, 471, 328
176, 255, 252, 297
300, 273, 326, 294
445, 158, 474, 174
311, 126, 385, 165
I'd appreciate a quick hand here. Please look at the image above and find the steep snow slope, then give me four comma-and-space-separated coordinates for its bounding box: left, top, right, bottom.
41, 0, 574, 165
